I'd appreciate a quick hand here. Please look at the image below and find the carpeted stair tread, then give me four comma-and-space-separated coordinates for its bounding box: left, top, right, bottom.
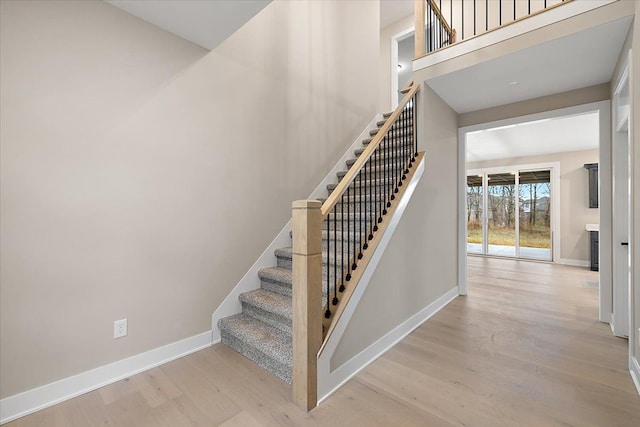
345, 157, 408, 168
327, 177, 395, 191
383, 110, 412, 119
218, 313, 292, 383
361, 132, 414, 145
353, 145, 413, 157
370, 126, 413, 137
275, 246, 357, 267
258, 267, 292, 285
239, 289, 292, 320
290, 229, 366, 241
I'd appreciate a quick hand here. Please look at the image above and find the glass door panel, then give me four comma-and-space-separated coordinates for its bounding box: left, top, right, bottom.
466, 175, 483, 254
487, 173, 516, 257
518, 170, 552, 260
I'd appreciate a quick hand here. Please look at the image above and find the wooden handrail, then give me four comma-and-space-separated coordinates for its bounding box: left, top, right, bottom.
320, 82, 420, 217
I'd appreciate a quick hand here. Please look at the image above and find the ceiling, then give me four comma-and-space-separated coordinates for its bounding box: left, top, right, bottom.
427, 16, 633, 114
466, 112, 599, 162
104, 0, 271, 51
380, 0, 414, 28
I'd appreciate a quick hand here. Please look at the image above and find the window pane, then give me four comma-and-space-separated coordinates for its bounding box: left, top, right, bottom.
467, 175, 483, 254
487, 173, 516, 257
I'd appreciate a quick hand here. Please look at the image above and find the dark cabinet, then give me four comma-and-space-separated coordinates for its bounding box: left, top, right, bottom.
584, 163, 598, 208
590, 231, 599, 271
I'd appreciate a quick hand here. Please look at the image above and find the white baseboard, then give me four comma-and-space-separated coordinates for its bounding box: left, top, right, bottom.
0, 331, 215, 425
558, 258, 590, 268
211, 115, 383, 340
317, 285, 459, 405
631, 356, 640, 397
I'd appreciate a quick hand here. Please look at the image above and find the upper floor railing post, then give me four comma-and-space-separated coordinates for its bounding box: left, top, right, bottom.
415, 0, 426, 59
291, 199, 322, 411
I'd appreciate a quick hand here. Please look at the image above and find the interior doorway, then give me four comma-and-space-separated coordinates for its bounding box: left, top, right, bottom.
457, 101, 610, 302
391, 27, 415, 109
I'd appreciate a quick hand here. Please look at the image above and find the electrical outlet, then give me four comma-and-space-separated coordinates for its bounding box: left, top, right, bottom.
114, 319, 127, 339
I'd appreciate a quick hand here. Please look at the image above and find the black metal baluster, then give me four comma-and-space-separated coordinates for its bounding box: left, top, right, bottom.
363, 162, 369, 250
428, 7, 431, 52
340, 192, 345, 292
368, 149, 373, 241
438, 0, 444, 48
332, 204, 338, 306
500, 0, 502, 25
385, 133, 391, 209
414, 95, 418, 159
358, 168, 364, 258
486, 0, 488, 31
405, 105, 413, 173
373, 148, 379, 232
377, 140, 383, 224
474, 0, 476, 36
383, 134, 388, 216
513, 0, 516, 20
462, 0, 464, 40
528, 0, 531, 15
401, 108, 407, 181
392, 113, 398, 198
346, 186, 352, 281
325, 213, 331, 318
450, 0, 453, 44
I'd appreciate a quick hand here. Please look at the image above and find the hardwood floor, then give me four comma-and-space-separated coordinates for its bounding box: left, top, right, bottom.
8, 257, 639, 426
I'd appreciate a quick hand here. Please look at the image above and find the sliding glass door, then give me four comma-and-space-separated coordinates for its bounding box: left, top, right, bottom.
518, 170, 552, 260
487, 173, 516, 257
467, 165, 554, 261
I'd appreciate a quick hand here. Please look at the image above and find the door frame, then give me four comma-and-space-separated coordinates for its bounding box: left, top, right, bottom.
457, 100, 612, 301
391, 26, 415, 110
612, 56, 631, 338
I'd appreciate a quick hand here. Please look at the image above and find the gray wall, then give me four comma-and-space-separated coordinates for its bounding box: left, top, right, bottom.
0, 0, 379, 398
331, 84, 459, 369
468, 149, 599, 263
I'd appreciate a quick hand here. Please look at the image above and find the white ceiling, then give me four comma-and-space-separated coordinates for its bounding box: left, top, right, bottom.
105, 0, 271, 51
380, 0, 414, 28
427, 16, 633, 114
466, 112, 599, 162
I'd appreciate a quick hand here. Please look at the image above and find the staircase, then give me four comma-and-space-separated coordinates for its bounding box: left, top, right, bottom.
217, 110, 414, 383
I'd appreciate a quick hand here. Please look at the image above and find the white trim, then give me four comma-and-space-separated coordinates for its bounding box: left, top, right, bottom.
414, 0, 617, 71
611, 52, 631, 339
0, 331, 214, 425
317, 157, 429, 400
630, 356, 640, 397
558, 258, 590, 268
391, 26, 415, 110
458, 129, 468, 295
211, 115, 383, 340
317, 286, 458, 405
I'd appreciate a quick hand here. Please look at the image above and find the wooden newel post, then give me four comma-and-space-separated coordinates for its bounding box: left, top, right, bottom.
414, 0, 426, 58
291, 200, 322, 411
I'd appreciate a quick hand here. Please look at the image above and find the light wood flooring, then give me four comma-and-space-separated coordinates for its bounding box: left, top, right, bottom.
8, 257, 640, 426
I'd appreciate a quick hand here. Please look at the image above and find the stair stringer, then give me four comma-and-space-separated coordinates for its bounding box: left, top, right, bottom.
316, 155, 425, 402
211, 114, 383, 341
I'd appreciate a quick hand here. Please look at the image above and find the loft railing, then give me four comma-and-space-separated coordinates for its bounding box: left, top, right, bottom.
415, 0, 572, 58
415, 0, 457, 58
291, 81, 424, 410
